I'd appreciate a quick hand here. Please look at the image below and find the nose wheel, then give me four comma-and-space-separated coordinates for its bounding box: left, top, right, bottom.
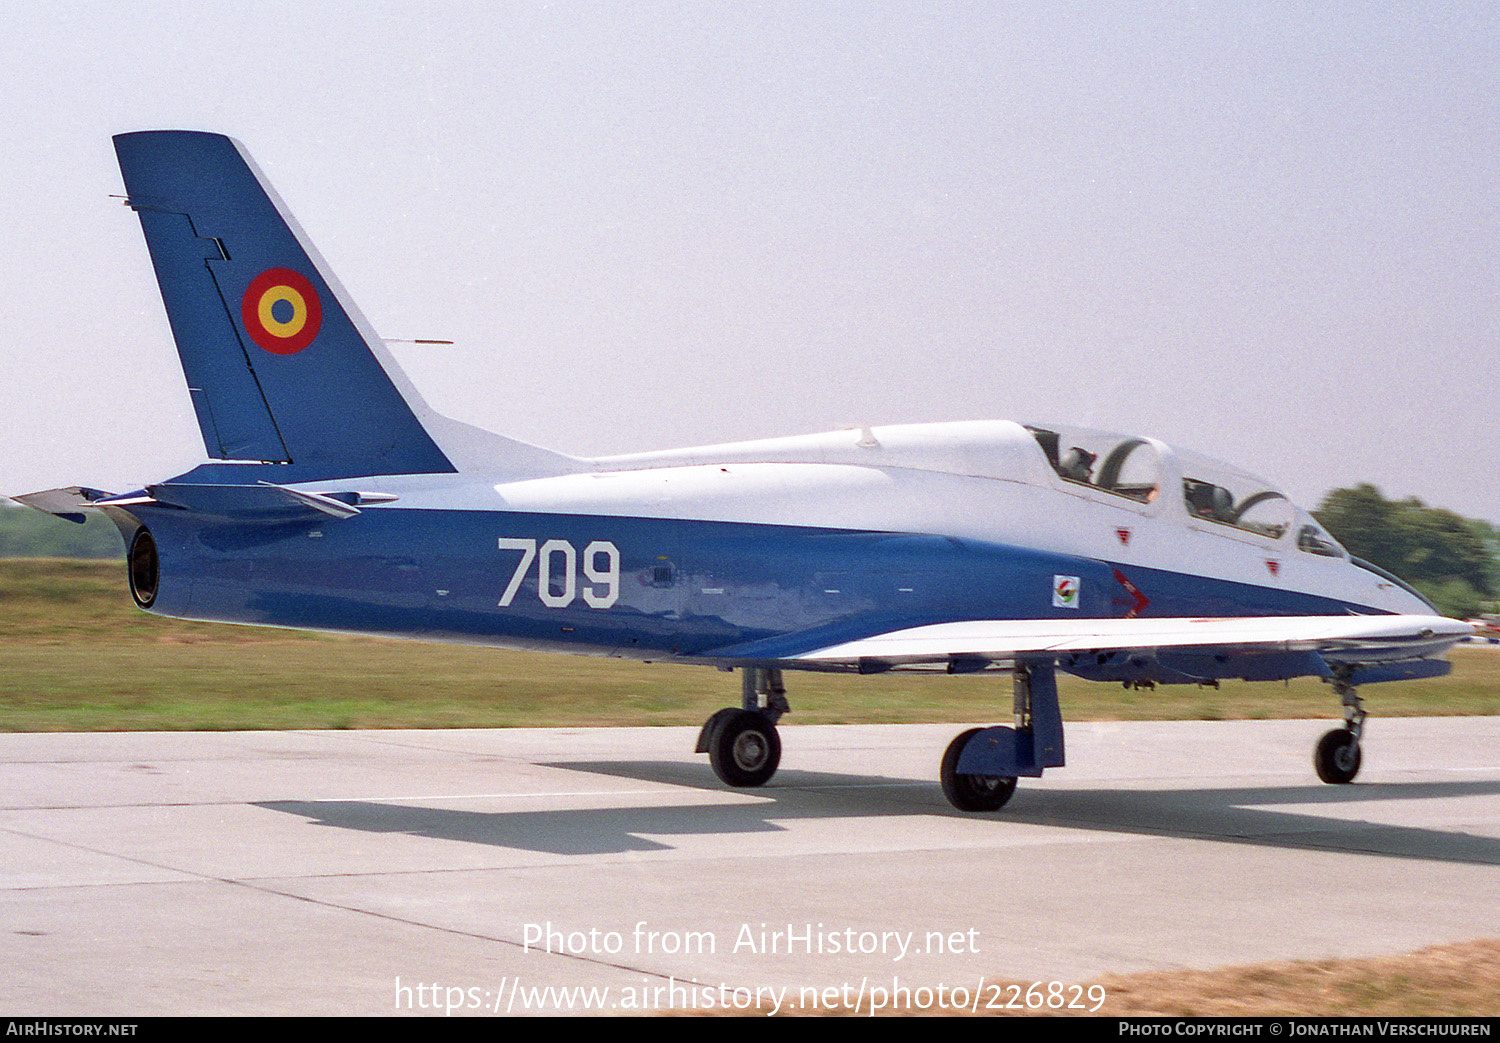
1315, 676, 1365, 784
1314, 727, 1362, 784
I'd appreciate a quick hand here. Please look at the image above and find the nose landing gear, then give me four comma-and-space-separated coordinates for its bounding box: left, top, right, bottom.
1314, 674, 1365, 784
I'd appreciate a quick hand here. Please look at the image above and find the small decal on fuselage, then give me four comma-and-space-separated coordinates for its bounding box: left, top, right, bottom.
1053, 575, 1080, 608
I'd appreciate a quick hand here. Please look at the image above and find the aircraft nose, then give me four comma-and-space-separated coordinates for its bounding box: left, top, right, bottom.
1349, 557, 1439, 615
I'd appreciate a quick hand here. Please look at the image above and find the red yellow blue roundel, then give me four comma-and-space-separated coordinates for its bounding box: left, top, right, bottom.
241, 267, 322, 354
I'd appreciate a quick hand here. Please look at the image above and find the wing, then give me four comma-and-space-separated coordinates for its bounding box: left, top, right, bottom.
795, 614, 1472, 664
701, 614, 1473, 684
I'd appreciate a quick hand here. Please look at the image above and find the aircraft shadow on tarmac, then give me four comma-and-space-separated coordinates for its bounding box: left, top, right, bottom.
254, 762, 1500, 864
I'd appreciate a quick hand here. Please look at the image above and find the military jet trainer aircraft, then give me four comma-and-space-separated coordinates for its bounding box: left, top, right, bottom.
18, 132, 1472, 811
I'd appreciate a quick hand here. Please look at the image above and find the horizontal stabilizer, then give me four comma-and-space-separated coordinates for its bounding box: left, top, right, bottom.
12, 487, 119, 523
144, 481, 372, 522
15, 482, 392, 525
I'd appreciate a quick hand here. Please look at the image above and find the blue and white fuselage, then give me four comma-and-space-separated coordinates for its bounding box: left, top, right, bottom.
130, 419, 1433, 676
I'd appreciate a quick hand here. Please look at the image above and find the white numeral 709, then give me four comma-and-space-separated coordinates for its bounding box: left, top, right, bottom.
498, 538, 620, 609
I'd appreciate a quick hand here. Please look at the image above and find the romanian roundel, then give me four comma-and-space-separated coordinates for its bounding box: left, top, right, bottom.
241, 268, 323, 355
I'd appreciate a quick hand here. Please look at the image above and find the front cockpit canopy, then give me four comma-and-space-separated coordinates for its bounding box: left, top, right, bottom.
1026, 426, 1162, 504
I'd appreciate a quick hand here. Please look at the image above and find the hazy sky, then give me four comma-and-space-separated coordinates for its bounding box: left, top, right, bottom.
2, 2, 1496, 520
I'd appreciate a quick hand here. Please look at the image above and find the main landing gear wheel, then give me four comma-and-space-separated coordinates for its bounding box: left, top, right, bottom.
708, 710, 781, 788
940, 728, 1018, 812
1314, 728, 1362, 784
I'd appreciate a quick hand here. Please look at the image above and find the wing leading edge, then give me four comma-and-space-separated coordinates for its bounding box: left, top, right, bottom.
725, 614, 1472, 677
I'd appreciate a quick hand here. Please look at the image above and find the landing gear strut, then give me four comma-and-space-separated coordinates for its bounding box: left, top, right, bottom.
1314, 675, 1365, 784
697, 667, 787, 787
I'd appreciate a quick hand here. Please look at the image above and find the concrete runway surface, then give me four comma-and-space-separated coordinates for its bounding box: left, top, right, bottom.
4, 717, 1500, 1016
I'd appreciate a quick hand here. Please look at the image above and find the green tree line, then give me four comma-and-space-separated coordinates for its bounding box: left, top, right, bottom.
1314, 485, 1497, 619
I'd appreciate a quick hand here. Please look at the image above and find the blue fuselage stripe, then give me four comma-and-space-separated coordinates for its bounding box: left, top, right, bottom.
133, 506, 1365, 661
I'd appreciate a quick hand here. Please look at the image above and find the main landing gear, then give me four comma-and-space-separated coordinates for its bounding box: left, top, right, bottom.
697, 667, 788, 787
697, 662, 1069, 811
1314, 674, 1365, 784
940, 729, 1018, 812
939, 661, 1066, 813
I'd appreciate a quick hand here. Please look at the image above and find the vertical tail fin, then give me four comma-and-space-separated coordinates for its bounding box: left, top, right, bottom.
115, 131, 456, 477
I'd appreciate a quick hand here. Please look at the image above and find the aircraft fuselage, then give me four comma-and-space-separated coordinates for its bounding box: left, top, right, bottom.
125, 421, 1426, 679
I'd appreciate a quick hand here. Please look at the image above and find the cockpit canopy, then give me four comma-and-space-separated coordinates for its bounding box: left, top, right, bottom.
1026, 425, 1162, 504
1025, 424, 1346, 557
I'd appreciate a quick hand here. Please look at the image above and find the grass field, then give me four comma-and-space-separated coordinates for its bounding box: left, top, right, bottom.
3, 559, 1497, 731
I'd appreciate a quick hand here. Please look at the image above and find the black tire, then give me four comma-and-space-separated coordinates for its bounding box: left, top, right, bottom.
709, 711, 781, 787
1314, 728, 1362, 784
940, 728, 1018, 812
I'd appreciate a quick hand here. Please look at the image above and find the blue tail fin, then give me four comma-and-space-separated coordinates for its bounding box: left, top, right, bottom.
114, 131, 456, 478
